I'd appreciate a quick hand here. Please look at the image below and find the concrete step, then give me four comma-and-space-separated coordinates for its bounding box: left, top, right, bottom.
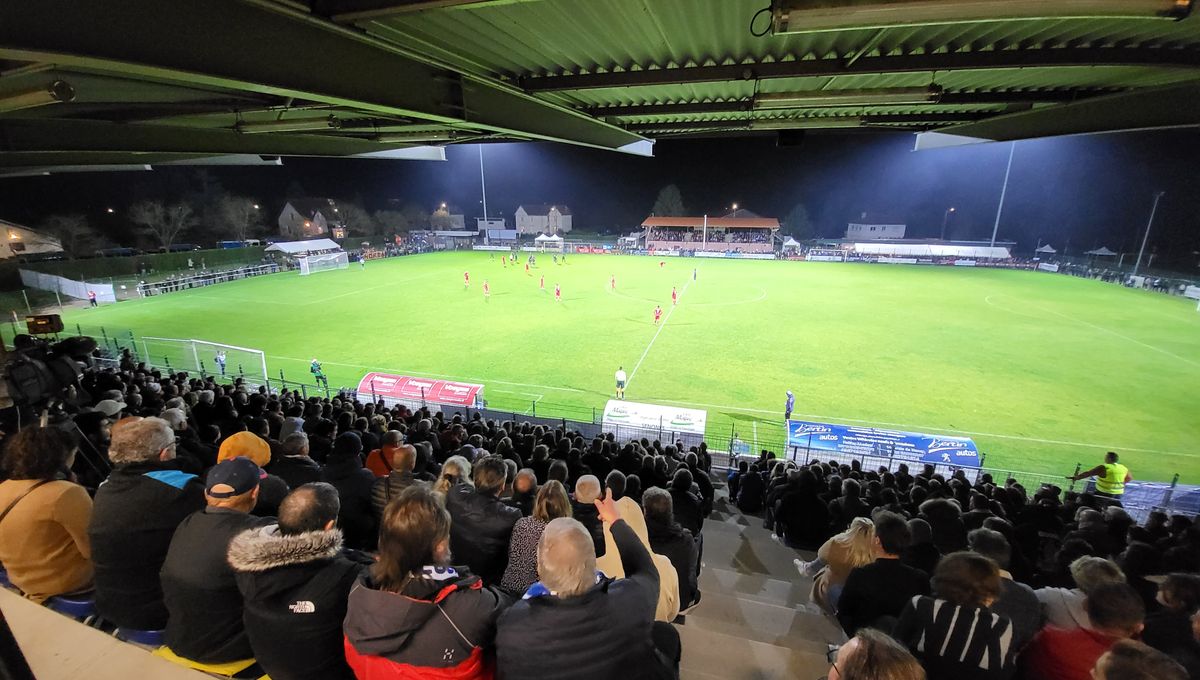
699, 566, 811, 609
681, 590, 844, 651
701, 527, 808, 578
676, 621, 831, 680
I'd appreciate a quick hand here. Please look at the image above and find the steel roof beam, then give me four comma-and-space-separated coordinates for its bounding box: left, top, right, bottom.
589, 90, 1111, 117
623, 112, 988, 133
0, 119, 424, 158
520, 48, 1200, 92
0, 0, 646, 153
317, 0, 541, 23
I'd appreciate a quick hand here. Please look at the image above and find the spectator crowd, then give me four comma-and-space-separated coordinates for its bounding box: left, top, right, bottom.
0, 357, 715, 679
729, 453, 1200, 679
0, 352, 1197, 680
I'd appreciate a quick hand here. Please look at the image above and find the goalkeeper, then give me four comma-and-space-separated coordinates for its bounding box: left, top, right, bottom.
310, 358, 329, 389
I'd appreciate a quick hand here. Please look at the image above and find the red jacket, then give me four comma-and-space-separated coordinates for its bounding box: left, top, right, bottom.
1020, 625, 1121, 680
344, 569, 510, 680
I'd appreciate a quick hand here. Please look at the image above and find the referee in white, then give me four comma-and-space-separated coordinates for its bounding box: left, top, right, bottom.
615, 366, 627, 400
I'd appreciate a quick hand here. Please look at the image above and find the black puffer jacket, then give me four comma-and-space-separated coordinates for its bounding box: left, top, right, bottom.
343, 567, 511, 678
228, 524, 367, 680
444, 484, 522, 586
645, 516, 698, 609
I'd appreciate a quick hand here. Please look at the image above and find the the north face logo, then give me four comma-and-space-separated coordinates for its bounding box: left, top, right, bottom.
288, 601, 316, 614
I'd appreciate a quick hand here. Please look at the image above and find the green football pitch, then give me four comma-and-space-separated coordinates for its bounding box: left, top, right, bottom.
53, 251, 1200, 482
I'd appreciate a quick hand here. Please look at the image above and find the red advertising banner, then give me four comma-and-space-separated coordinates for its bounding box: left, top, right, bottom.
355, 372, 483, 407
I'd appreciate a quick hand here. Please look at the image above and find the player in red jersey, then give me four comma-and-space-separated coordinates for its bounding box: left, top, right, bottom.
610, 274, 616, 291
502, 255, 507, 267
525, 262, 531, 275
659, 260, 665, 268
671, 286, 678, 305
464, 271, 470, 288
483, 280, 490, 299
539, 274, 545, 290
554, 283, 561, 302
653, 305, 663, 325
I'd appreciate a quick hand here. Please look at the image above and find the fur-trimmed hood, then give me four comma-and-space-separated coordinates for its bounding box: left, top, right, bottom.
228, 524, 344, 572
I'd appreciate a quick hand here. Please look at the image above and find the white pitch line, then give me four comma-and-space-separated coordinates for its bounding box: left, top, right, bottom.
655, 397, 1200, 459
627, 278, 691, 388
985, 293, 1200, 370
271, 355, 585, 393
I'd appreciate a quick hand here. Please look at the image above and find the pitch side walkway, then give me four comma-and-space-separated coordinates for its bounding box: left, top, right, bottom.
675, 489, 845, 680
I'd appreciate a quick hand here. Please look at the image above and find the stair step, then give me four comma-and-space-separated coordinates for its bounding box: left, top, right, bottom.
676, 622, 831, 680
700, 567, 811, 608
700, 530, 807, 579
680, 590, 845, 650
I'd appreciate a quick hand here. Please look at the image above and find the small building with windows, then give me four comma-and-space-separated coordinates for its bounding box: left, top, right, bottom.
0, 218, 63, 259
846, 213, 906, 240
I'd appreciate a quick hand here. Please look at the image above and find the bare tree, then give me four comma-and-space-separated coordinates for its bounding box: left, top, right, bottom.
129, 200, 198, 250
430, 206, 452, 229
372, 210, 411, 235
217, 196, 263, 242
338, 203, 377, 236
39, 214, 104, 258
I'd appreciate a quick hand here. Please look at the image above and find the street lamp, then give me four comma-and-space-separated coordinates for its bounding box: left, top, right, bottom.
105, 207, 114, 214
252, 204, 260, 210
940, 207, 956, 240
731, 203, 738, 211
440, 202, 447, 209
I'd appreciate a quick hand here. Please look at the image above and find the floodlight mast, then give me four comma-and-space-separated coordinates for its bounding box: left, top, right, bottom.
1133, 191, 1165, 276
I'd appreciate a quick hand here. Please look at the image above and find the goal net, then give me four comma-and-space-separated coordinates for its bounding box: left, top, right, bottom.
299, 252, 349, 275
139, 336, 269, 387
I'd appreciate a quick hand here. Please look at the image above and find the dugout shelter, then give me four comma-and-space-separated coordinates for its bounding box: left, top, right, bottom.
643, 215, 780, 254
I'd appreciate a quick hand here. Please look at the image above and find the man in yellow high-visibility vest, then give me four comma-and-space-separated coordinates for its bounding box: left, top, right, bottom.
1067, 451, 1132, 503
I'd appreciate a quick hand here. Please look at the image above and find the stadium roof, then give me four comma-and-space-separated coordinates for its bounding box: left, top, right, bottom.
643, 216, 781, 229
1, 0, 1198, 172
265, 238, 343, 254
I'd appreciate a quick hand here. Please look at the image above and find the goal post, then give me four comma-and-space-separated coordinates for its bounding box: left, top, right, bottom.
298, 252, 349, 275
138, 336, 269, 386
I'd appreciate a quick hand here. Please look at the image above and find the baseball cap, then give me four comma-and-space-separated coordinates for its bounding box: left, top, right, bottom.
93, 399, 125, 417
205, 457, 262, 498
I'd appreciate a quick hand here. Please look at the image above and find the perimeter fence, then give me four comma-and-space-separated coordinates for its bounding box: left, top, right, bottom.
7, 322, 1195, 523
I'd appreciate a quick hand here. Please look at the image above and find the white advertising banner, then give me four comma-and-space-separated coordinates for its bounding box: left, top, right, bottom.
601, 400, 707, 436
1037, 263, 1060, 273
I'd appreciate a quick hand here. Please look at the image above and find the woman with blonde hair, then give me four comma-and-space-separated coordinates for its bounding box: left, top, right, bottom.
797, 516, 875, 615
500, 480, 572, 594
433, 455, 472, 496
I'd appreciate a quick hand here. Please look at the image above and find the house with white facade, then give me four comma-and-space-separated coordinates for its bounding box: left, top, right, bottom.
515, 204, 572, 235
278, 198, 340, 239
845, 213, 906, 240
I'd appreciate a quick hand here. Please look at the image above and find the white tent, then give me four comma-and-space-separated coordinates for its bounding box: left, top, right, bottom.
1085, 246, 1118, 256
852, 242, 1011, 259
1035, 244, 1056, 254
782, 237, 802, 253
265, 238, 343, 255
534, 233, 564, 252
533, 233, 562, 242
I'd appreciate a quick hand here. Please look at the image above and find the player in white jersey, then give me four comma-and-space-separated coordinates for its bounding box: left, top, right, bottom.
615, 366, 627, 400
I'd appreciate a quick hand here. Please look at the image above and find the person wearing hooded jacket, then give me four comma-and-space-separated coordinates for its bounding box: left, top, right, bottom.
596, 496, 680, 622
343, 485, 512, 679
322, 432, 378, 551
229, 483, 368, 680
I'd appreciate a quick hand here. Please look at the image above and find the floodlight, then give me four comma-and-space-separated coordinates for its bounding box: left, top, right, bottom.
0, 80, 75, 113
771, 0, 1193, 34
755, 86, 942, 109
236, 115, 340, 134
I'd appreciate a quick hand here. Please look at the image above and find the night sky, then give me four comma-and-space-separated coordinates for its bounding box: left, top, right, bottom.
2, 128, 1198, 265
